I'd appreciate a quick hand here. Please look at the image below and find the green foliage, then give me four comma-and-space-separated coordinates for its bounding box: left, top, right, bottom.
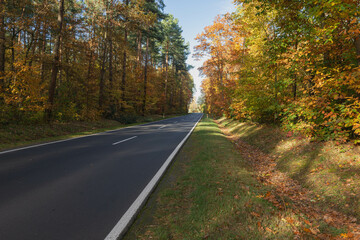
0, 0, 193, 125
197, 0, 360, 142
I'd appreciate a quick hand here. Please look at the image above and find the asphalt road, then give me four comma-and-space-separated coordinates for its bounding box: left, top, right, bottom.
0, 113, 203, 240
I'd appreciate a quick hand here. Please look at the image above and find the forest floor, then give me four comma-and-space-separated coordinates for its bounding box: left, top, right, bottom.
0, 115, 174, 151
124, 117, 360, 239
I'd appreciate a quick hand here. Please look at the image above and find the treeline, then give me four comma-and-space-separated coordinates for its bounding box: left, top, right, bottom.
196, 0, 360, 142
0, 0, 194, 124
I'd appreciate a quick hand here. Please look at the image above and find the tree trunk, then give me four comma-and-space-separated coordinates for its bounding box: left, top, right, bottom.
121, 30, 128, 111
86, 18, 95, 117
17, 7, 26, 44
40, 22, 47, 83
163, 43, 169, 117
109, 37, 113, 89
179, 75, 183, 113
25, 32, 35, 65
121, 0, 129, 111
108, 32, 115, 116
137, 30, 142, 66
45, 0, 64, 122
293, 76, 297, 100
28, 23, 39, 67
86, 50, 93, 117
11, 28, 15, 72
218, 61, 225, 111
142, 37, 149, 115
0, 0, 5, 78
99, 39, 107, 109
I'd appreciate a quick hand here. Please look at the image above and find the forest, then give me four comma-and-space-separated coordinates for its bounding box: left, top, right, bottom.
0, 0, 194, 124
196, 0, 360, 142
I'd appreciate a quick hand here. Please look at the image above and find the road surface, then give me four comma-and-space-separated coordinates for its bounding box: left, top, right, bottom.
0, 113, 203, 240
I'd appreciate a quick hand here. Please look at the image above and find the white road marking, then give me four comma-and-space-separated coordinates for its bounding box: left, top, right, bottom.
112, 136, 138, 146
104, 114, 203, 240
158, 125, 166, 129
0, 117, 182, 155
174, 121, 178, 123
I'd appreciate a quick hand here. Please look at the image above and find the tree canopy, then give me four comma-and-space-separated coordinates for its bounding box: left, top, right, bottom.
196, 0, 360, 142
0, 0, 194, 123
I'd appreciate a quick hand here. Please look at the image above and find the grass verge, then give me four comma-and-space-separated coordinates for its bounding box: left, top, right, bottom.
0, 115, 176, 151
124, 118, 355, 239
217, 117, 360, 238
217, 118, 360, 221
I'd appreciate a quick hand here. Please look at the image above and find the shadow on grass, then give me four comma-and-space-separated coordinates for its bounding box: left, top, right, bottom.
277, 143, 321, 183
217, 117, 285, 155
216, 117, 360, 221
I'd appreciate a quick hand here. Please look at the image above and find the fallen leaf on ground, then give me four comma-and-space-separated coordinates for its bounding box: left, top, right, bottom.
251, 212, 260, 218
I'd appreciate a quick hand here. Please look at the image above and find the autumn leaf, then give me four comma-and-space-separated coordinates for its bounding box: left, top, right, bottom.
286, 217, 295, 225
323, 214, 333, 224
304, 219, 311, 226
340, 232, 354, 238
250, 212, 260, 218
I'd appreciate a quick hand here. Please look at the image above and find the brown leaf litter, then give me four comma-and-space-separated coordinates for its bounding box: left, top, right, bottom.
216, 120, 360, 240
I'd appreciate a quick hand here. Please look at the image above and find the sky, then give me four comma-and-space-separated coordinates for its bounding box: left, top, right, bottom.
163, 0, 235, 100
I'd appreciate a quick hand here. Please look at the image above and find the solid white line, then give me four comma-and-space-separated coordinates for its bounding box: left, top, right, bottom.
104, 114, 203, 240
112, 136, 138, 146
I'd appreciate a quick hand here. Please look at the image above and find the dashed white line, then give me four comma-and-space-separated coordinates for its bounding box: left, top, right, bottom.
0, 116, 183, 155
112, 136, 138, 146
158, 125, 166, 129
104, 114, 203, 240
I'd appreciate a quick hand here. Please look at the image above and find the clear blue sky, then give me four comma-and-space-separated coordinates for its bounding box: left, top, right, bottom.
164, 0, 235, 99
